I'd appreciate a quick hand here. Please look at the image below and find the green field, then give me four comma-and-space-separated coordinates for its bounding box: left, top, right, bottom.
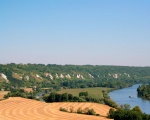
58, 87, 112, 99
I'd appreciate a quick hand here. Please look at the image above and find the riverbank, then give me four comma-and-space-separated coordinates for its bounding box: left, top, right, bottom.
137, 84, 150, 100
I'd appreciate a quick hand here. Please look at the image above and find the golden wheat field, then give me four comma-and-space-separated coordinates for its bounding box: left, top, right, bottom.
0, 91, 9, 99
0, 97, 113, 120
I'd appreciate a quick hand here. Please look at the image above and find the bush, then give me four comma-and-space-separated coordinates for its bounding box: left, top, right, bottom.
104, 98, 118, 108
96, 114, 100, 116
60, 107, 68, 112
77, 107, 83, 114
83, 107, 96, 115
69, 106, 74, 113
107, 108, 115, 118
79, 92, 88, 97
86, 108, 96, 115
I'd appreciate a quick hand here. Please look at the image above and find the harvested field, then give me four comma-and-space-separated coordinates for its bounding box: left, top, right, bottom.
0, 91, 9, 100
0, 97, 113, 120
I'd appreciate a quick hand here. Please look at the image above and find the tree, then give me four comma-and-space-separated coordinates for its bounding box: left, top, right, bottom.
108, 108, 115, 118
55, 93, 62, 102
120, 104, 131, 110
61, 93, 68, 101
79, 92, 88, 97
46, 92, 56, 102
68, 94, 73, 101
108, 107, 143, 120
113, 109, 124, 120
132, 106, 142, 114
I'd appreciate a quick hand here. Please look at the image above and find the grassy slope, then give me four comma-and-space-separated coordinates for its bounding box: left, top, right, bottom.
58, 87, 112, 99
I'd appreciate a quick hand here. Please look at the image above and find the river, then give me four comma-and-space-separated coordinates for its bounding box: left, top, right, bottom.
109, 84, 150, 114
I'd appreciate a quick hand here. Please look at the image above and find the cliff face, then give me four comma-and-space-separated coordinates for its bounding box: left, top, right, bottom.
0, 73, 9, 83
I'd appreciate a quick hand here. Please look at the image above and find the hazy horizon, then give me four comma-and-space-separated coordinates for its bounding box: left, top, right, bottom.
1, 63, 150, 67
1, 0, 150, 66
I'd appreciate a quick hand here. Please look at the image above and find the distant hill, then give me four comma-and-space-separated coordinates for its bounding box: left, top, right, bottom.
0, 63, 150, 90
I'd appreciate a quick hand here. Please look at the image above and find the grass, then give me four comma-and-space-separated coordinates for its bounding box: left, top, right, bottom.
12, 72, 22, 80
22, 88, 33, 92
58, 87, 112, 99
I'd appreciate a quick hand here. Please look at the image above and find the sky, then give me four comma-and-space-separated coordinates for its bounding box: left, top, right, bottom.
0, 0, 150, 66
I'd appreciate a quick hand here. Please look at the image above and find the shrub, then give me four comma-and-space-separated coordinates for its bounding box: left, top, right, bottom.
69, 106, 74, 113
96, 114, 100, 116
86, 108, 96, 115
60, 107, 68, 112
77, 107, 83, 114
107, 108, 115, 118
79, 92, 88, 97
83, 107, 96, 115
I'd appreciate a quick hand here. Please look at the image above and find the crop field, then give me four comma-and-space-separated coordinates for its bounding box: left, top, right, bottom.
0, 91, 9, 100
0, 97, 113, 120
58, 87, 112, 99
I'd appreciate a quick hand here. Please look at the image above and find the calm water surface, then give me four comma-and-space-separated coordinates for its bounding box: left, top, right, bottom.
109, 84, 150, 114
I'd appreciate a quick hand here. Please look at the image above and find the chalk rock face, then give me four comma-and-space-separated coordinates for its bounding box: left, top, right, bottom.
66, 74, 71, 79
124, 73, 130, 77
25, 76, 29, 81
108, 73, 111, 76
0, 73, 7, 80
88, 73, 94, 78
76, 74, 84, 79
36, 74, 43, 80
0, 73, 9, 82
77, 74, 81, 78
55, 74, 59, 78
60, 74, 64, 78
45, 73, 53, 80
80, 75, 84, 79
113, 74, 118, 79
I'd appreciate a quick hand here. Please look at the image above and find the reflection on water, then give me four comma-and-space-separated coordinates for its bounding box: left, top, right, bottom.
109, 84, 150, 114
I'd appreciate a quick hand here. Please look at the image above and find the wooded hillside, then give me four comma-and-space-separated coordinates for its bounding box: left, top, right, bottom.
0, 63, 150, 90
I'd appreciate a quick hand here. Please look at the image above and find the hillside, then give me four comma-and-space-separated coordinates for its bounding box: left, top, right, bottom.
0, 97, 112, 120
0, 64, 150, 90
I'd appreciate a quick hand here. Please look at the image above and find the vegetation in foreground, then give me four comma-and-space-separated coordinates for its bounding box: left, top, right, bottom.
137, 84, 150, 100
4, 88, 35, 99
108, 105, 150, 120
43, 91, 118, 108
60, 106, 99, 116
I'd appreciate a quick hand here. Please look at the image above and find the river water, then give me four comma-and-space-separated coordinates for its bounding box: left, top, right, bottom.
109, 84, 150, 114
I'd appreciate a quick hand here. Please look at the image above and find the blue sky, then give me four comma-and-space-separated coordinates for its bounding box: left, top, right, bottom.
0, 0, 150, 66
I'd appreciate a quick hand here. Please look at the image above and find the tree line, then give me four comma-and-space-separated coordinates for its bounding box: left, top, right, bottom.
137, 84, 150, 100
43, 91, 118, 108
108, 105, 150, 120
4, 88, 35, 99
